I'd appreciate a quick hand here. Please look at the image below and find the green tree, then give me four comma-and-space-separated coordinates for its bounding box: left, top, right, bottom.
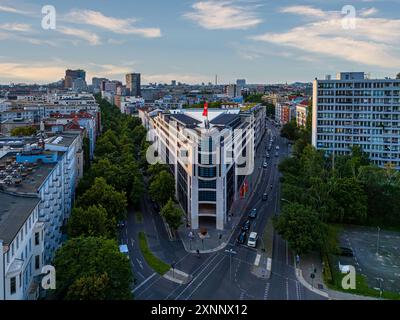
67, 205, 116, 238
329, 177, 368, 223
274, 203, 327, 254
264, 103, 275, 118
77, 177, 127, 221
53, 237, 133, 300
130, 175, 144, 208
65, 273, 110, 300
11, 126, 37, 136
244, 93, 264, 103
280, 120, 300, 141
149, 170, 175, 206
82, 136, 91, 170
160, 199, 184, 231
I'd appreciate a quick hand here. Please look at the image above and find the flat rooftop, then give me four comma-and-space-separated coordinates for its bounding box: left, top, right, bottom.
0, 192, 40, 245
0, 151, 59, 195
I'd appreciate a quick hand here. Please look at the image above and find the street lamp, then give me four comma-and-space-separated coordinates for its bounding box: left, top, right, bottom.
225, 249, 237, 282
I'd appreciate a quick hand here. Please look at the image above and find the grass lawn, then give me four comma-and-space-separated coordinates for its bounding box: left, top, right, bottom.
263, 217, 274, 257
135, 212, 143, 224
138, 232, 170, 275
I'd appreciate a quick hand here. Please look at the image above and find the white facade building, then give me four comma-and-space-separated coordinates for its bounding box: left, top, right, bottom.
0, 194, 45, 300
312, 72, 400, 169
145, 108, 265, 230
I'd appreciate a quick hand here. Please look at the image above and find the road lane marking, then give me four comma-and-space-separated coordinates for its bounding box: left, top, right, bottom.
286, 279, 289, 300
174, 253, 223, 300
267, 258, 272, 271
132, 273, 157, 293
254, 254, 261, 267
136, 258, 144, 270
264, 282, 270, 300
184, 255, 227, 300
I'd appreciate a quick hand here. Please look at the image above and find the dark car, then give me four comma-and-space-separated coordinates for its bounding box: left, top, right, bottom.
117, 221, 126, 229
241, 220, 251, 232
262, 193, 268, 201
237, 232, 247, 244
248, 209, 257, 219
339, 247, 354, 257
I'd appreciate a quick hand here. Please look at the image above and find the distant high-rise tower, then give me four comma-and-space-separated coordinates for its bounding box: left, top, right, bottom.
126, 73, 141, 97
236, 79, 246, 87
64, 69, 86, 89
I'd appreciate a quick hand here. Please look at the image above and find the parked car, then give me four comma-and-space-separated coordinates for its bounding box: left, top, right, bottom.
339, 247, 354, 257
262, 193, 268, 201
241, 220, 251, 232
263, 162, 268, 168
247, 232, 258, 248
117, 221, 126, 229
275, 152, 279, 157
237, 232, 247, 244
276, 146, 280, 151
248, 208, 257, 219
266, 153, 270, 159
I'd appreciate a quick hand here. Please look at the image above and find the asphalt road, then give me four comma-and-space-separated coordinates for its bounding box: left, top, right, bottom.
125, 119, 326, 300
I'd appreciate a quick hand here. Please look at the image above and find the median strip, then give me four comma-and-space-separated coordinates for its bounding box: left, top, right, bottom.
138, 232, 171, 275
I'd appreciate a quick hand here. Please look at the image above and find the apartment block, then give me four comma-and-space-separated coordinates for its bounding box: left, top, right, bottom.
312, 72, 400, 169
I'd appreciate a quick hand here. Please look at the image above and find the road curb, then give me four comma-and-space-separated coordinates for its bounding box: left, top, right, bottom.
295, 268, 330, 299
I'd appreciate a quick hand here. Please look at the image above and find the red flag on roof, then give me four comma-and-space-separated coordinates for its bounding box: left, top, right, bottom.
203, 102, 209, 117
244, 179, 249, 193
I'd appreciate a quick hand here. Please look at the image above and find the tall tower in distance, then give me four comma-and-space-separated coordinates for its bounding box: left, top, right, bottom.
64, 69, 86, 89
126, 73, 141, 97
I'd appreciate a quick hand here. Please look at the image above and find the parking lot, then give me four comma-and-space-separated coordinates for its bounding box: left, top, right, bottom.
339, 226, 400, 294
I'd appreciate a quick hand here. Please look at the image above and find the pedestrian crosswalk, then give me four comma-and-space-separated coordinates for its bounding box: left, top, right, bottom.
264, 282, 270, 300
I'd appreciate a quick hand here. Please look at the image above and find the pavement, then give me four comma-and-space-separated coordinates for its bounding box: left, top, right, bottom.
126, 119, 327, 300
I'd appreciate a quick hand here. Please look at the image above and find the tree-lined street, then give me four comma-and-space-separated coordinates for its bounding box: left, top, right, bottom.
124, 119, 326, 300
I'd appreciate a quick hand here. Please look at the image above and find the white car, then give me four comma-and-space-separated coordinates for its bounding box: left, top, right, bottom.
247, 232, 258, 248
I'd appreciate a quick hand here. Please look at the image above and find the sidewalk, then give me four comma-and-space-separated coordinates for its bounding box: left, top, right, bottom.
296, 252, 378, 300
177, 131, 270, 253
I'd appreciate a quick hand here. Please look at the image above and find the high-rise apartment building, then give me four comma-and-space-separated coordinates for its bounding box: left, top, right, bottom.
312, 72, 400, 169
64, 69, 86, 89
126, 73, 141, 97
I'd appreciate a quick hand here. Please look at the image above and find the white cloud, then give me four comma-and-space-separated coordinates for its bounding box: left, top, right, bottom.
184, 1, 262, 30
0, 5, 28, 15
251, 6, 400, 69
65, 9, 161, 38
359, 7, 378, 17
0, 23, 32, 32
0, 62, 65, 83
279, 6, 327, 19
58, 27, 101, 46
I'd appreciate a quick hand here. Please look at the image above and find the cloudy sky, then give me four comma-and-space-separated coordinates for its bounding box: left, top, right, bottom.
0, 0, 399, 84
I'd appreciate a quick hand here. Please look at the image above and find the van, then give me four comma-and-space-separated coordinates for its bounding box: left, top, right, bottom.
247, 232, 258, 248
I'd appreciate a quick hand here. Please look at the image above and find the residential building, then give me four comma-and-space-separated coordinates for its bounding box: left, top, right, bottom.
296, 100, 309, 128
312, 72, 400, 169
0, 193, 45, 300
126, 73, 141, 97
0, 133, 81, 266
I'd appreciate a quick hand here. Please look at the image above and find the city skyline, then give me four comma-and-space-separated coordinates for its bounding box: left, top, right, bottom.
0, 0, 399, 85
